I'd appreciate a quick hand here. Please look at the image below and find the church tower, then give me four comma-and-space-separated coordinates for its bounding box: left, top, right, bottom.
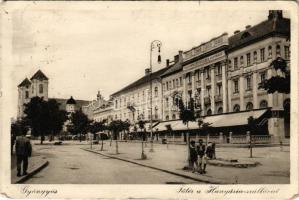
17, 78, 31, 118
17, 69, 49, 118
30, 70, 49, 101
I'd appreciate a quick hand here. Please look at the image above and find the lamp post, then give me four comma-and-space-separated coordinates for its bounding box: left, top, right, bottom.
148, 40, 162, 153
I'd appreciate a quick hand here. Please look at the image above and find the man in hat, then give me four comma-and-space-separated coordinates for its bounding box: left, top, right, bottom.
15, 130, 32, 177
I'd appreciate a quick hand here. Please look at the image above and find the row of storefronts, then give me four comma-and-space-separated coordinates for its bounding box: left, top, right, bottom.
84, 10, 290, 142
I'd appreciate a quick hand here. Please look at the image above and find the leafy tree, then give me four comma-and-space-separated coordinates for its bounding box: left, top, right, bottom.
259, 57, 290, 94
178, 98, 196, 142
70, 110, 91, 142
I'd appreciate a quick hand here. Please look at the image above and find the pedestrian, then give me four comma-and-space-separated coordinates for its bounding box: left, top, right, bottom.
212, 142, 216, 159
11, 133, 16, 155
196, 139, 207, 174
206, 142, 213, 159
15, 130, 32, 177
189, 140, 198, 173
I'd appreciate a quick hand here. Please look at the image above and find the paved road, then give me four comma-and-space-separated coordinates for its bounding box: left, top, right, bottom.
26, 144, 200, 184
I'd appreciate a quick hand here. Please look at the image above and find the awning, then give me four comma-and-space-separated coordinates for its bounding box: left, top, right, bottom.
201, 109, 268, 127
144, 122, 159, 131
154, 121, 180, 131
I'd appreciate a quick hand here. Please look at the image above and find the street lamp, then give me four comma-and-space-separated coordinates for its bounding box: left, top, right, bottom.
148, 40, 162, 153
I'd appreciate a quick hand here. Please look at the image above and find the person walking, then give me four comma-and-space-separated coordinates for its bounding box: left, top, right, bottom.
15, 131, 32, 177
189, 140, 198, 173
196, 139, 207, 174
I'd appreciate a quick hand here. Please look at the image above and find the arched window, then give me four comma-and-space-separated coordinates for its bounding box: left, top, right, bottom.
276, 45, 281, 57
25, 91, 29, 99
172, 114, 176, 120
268, 46, 272, 57
246, 102, 253, 110
207, 109, 212, 116
217, 107, 223, 114
166, 115, 169, 120
260, 100, 268, 108
154, 87, 158, 97
39, 84, 43, 93
165, 98, 169, 108
233, 104, 240, 112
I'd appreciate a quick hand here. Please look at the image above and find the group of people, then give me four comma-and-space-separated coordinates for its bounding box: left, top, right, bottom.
189, 139, 216, 174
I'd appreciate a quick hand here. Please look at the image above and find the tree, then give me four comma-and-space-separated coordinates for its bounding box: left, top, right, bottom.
137, 120, 147, 159
247, 116, 257, 158
178, 98, 196, 142
259, 57, 290, 94
70, 110, 90, 142
178, 98, 196, 169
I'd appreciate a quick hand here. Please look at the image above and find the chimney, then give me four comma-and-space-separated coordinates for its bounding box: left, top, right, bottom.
234, 30, 240, 34
166, 59, 170, 67
178, 50, 183, 63
145, 68, 151, 76
245, 25, 251, 29
268, 10, 283, 20
174, 54, 179, 63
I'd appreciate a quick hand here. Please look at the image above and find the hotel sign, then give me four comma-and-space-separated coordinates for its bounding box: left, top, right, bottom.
184, 51, 226, 71
183, 34, 228, 61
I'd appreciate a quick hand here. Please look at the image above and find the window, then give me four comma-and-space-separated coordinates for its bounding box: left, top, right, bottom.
217, 107, 223, 114
25, 91, 29, 99
246, 53, 251, 66
166, 115, 169, 120
260, 48, 265, 62
233, 104, 240, 112
172, 114, 176, 120
166, 98, 169, 108
206, 86, 211, 96
260, 72, 267, 83
179, 77, 183, 86
253, 51, 257, 63
163, 83, 165, 91
166, 82, 169, 90
234, 57, 238, 69
207, 109, 212, 116
246, 76, 252, 90
268, 46, 272, 58
234, 79, 239, 93
205, 68, 210, 79
187, 74, 191, 83
115, 100, 118, 108
154, 87, 158, 97
285, 46, 290, 60
217, 64, 222, 75
217, 84, 222, 95
32, 85, 34, 93
176, 79, 179, 87
260, 100, 268, 108
246, 102, 253, 110
276, 45, 281, 56
240, 56, 244, 66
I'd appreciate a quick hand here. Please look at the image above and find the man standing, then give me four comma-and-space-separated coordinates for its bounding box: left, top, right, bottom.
196, 139, 207, 174
15, 131, 32, 177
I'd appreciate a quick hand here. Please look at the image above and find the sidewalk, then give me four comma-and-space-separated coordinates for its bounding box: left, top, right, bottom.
11, 148, 49, 184
82, 141, 290, 184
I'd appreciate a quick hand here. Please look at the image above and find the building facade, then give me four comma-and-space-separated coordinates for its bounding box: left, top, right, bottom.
89, 10, 290, 140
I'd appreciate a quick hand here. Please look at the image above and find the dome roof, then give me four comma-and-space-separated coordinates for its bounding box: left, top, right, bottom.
66, 96, 76, 104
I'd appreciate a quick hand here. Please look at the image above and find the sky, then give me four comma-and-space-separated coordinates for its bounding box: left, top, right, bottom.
8, 2, 290, 117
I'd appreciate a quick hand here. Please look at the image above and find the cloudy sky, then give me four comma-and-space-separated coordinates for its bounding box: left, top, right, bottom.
8, 2, 290, 117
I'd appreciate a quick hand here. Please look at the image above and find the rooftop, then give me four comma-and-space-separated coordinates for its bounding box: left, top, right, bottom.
30, 70, 49, 81
18, 78, 31, 88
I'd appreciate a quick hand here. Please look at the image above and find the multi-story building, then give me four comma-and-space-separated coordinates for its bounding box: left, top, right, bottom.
227, 10, 290, 139
110, 67, 168, 124
160, 51, 184, 121
181, 33, 229, 116
89, 10, 290, 141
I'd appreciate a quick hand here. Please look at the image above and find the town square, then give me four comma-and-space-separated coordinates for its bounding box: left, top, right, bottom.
8, 7, 291, 186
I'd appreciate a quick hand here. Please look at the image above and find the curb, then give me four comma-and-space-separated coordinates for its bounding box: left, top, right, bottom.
81, 148, 229, 184
15, 161, 49, 184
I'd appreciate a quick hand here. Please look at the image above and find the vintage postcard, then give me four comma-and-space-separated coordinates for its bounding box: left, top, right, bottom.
0, 1, 298, 199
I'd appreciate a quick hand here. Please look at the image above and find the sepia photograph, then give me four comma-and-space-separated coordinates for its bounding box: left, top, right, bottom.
0, 1, 298, 199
